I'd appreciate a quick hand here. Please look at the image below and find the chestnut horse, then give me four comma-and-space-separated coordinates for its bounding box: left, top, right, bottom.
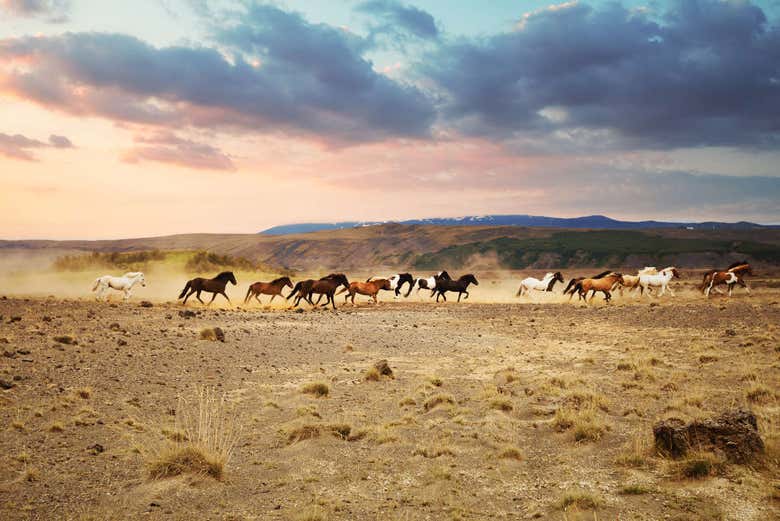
178, 271, 237, 306
434, 274, 479, 302
573, 273, 624, 303
338, 278, 391, 305
244, 276, 293, 304
618, 267, 658, 296
564, 271, 612, 301
368, 273, 415, 297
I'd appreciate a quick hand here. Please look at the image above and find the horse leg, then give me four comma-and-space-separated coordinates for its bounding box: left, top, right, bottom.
222, 292, 231, 305
206, 293, 217, 306
255, 294, 262, 305
464, 290, 469, 300
182, 288, 194, 305
728, 284, 733, 297
330, 293, 337, 310
457, 292, 462, 303
269, 294, 276, 303
196, 291, 205, 304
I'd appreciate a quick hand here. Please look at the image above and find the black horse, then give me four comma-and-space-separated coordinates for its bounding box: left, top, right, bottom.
434, 274, 478, 302
178, 271, 237, 306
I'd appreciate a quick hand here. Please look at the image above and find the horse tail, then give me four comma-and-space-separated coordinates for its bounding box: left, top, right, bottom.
177, 280, 191, 300
244, 286, 253, 303
335, 287, 348, 296
287, 281, 302, 300
91, 277, 101, 292
516, 285, 523, 297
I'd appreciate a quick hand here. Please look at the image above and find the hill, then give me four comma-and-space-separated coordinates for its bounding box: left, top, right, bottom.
3, 224, 780, 272
260, 214, 776, 235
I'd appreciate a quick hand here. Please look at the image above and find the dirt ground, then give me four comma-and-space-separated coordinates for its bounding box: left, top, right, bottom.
1, 282, 778, 520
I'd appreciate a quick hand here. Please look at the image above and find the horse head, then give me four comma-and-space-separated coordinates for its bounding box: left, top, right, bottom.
138, 273, 147, 287
462, 274, 479, 286
665, 267, 680, 279
437, 270, 451, 281
216, 271, 237, 285
381, 279, 392, 290
554, 272, 564, 283
283, 277, 293, 288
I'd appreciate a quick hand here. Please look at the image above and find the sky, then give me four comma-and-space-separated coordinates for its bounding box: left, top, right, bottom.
1, 0, 779, 239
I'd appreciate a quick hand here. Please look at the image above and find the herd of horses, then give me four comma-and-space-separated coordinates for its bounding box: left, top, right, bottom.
90, 261, 755, 308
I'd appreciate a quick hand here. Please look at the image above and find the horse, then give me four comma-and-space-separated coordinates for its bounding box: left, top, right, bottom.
303, 273, 350, 310
563, 271, 612, 300
638, 267, 680, 297
516, 272, 564, 297
617, 267, 658, 296
701, 261, 753, 296
92, 272, 146, 301
244, 276, 293, 305
367, 273, 415, 297
704, 271, 741, 297
572, 273, 624, 303
178, 271, 237, 306
434, 274, 479, 302
338, 279, 391, 305
415, 271, 451, 297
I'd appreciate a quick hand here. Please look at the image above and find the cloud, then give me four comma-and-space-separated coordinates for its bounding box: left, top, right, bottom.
121, 132, 236, 171
0, 131, 74, 160
0, 0, 70, 22
356, 0, 439, 42
419, 0, 780, 150
0, 5, 435, 144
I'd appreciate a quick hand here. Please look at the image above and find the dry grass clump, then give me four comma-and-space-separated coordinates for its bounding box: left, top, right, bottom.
674, 451, 725, 479
75, 387, 92, 399
145, 387, 241, 481
563, 390, 609, 412
617, 361, 636, 371
293, 506, 328, 521
489, 397, 514, 412
398, 396, 416, 407
21, 467, 39, 483
558, 489, 601, 511
48, 421, 64, 432
285, 423, 351, 444
423, 393, 455, 411
746, 384, 773, 404
620, 484, 652, 495
616, 435, 651, 468
198, 327, 225, 342
414, 441, 455, 458
552, 406, 606, 442
497, 445, 523, 461
301, 382, 330, 398
364, 367, 381, 381
427, 376, 443, 387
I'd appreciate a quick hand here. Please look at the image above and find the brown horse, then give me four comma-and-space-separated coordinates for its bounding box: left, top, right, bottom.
337, 279, 391, 305
701, 261, 753, 296
287, 274, 349, 309
573, 273, 624, 303
564, 271, 612, 300
178, 271, 237, 306
244, 276, 293, 304
434, 274, 478, 302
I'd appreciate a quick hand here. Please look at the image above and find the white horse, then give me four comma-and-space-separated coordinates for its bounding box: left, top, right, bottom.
414, 271, 450, 297
91, 272, 146, 301
638, 267, 680, 297
516, 272, 564, 297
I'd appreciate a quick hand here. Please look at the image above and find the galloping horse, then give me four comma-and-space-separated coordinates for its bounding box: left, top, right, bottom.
573, 273, 624, 303
178, 271, 237, 306
564, 271, 612, 300
638, 267, 680, 297
516, 272, 564, 297
92, 272, 146, 301
701, 261, 753, 297
618, 267, 658, 296
244, 276, 293, 305
287, 274, 349, 309
415, 271, 451, 297
338, 278, 391, 305
368, 273, 415, 297
434, 274, 479, 302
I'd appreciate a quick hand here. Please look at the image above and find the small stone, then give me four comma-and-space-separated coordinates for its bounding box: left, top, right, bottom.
139, 301, 153, 308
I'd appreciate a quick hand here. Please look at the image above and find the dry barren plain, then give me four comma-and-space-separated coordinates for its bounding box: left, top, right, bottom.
1, 281, 778, 521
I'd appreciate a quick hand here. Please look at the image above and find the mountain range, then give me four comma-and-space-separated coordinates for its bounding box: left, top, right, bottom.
260, 214, 775, 235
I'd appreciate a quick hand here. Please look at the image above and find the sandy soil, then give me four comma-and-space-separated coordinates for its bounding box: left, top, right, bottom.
0, 285, 778, 520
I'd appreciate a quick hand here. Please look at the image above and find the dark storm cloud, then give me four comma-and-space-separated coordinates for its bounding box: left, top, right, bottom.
122, 132, 236, 171
0, 0, 70, 22
0, 132, 74, 160
0, 6, 435, 143
355, 0, 439, 41
419, 0, 780, 149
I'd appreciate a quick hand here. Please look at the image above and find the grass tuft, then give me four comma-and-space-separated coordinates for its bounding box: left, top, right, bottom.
423, 393, 455, 411
301, 382, 330, 398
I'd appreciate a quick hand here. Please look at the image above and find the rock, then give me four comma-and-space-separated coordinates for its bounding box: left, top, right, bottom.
724, 329, 737, 337
373, 359, 393, 377
109, 323, 121, 331
139, 301, 153, 308
653, 409, 764, 463
3, 349, 16, 358
117, 339, 127, 346
0, 337, 8, 344
87, 443, 105, 455
178, 310, 196, 319
17, 349, 30, 355
213, 327, 225, 342
199, 327, 225, 342
53, 335, 77, 345
0, 378, 15, 389
9, 316, 22, 323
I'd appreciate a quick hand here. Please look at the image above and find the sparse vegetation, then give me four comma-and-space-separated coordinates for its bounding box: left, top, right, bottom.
53, 250, 166, 272
423, 393, 455, 411
301, 382, 330, 398
675, 452, 725, 479
746, 384, 773, 404
558, 489, 601, 511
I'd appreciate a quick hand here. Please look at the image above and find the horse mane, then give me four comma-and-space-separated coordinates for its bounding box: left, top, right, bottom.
271, 276, 290, 284
727, 260, 749, 270
214, 271, 234, 280
591, 270, 612, 279
545, 276, 558, 292
123, 272, 143, 278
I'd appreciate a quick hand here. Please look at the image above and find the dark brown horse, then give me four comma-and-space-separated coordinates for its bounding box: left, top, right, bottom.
434, 274, 478, 302
287, 274, 349, 309
244, 276, 293, 304
178, 271, 237, 306
338, 278, 391, 305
